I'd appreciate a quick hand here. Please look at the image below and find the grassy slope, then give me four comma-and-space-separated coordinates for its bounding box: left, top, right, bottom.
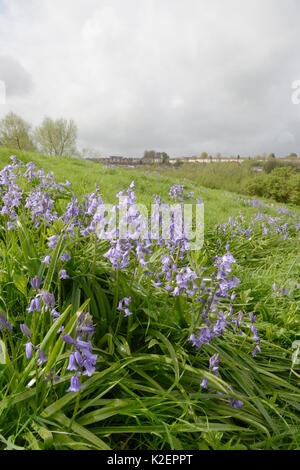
0, 147, 299, 450
1, 147, 298, 225
0, 147, 299, 352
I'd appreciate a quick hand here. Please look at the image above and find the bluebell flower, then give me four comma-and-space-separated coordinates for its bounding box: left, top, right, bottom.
59, 269, 69, 280
0, 311, 12, 331
67, 353, 78, 371
40, 290, 55, 311
118, 297, 133, 317
20, 323, 31, 338
201, 377, 208, 389
37, 349, 48, 365
60, 252, 71, 262
230, 398, 244, 409
27, 296, 41, 313
30, 276, 41, 291
66, 374, 86, 393
47, 235, 58, 248
25, 342, 33, 359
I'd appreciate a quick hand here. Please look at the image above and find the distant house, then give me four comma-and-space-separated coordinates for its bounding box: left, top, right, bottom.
87, 155, 143, 167
169, 156, 242, 164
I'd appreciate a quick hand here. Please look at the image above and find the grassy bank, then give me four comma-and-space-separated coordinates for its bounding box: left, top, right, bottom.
0, 148, 299, 450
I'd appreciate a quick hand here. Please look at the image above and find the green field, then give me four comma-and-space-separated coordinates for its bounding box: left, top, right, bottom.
0, 148, 299, 450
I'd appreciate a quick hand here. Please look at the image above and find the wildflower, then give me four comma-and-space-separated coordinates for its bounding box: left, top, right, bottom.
252, 344, 261, 357
67, 353, 78, 371
66, 374, 86, 393
230, 398, 244, 409
62, 312, 97, 391
25, 342, 33, 359
42, 255, 51, 265
30, 276, 41, 291
200, 354, 220, 389
51, 308, 60, 319
20, 323, 31, 338
60, 252, 71, 262
62, 334, 76, 345
249, 313, 261, 357
40, 290, 55, 311
118, 297, 133, 317
59, 269, 69, 280
169, 184, 185, 202
0, 311, 12, 331
47, 235, 58, 248
280, 287, 288, 296
209, 353, 220, 376
37, 349, 48, 365
188, 328, 214, 350
27, 296, 41, 313
201, 377, 208, 389
249, 313, 256, 323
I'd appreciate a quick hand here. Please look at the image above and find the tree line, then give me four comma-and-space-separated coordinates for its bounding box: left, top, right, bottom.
0, 112, 77, 157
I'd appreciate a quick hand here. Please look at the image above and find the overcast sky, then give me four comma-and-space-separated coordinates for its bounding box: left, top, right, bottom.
1, 0, 300, 157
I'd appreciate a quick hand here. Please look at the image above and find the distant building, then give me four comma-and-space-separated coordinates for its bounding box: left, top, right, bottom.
87, 155, 143, 166
142, 154, 164, 165
87, 154, 269, 167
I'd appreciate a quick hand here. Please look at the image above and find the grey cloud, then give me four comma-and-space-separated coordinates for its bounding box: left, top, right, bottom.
2, 0, 300, 157
0, 55, 34, 97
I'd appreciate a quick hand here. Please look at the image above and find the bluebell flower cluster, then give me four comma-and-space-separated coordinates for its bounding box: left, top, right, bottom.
117, 297, 133, 317
218, 211, 291, 241
0, 311, 12, 332
62, 312, 97, 392
169, 184, 185, 202
0, 156, 281, 405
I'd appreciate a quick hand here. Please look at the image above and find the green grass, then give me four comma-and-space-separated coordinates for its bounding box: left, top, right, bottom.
0, 147, 299, 450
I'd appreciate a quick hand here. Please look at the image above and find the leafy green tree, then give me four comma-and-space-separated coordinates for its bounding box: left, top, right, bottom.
286, 153, 298, 159
0, 112, 35, 151
142, 150, 156, 163
162, 152, 170, 165
35, 117, 77, 157
264, 157, 278, 173
142, 150, 170, 164
174, 159, 182, 168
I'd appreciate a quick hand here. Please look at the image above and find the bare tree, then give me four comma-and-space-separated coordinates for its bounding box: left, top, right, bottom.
35, 117, 77, 157
0, 112, 35, 151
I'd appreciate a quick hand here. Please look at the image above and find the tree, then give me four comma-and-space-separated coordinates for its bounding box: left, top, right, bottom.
161, 152, 170, 165
142, 150, 156, 162
286, 153, 298, 159
174, 159, 182, 168
35, 117, 77, 157
142, 150, 169, 165
0, 112, 35, 151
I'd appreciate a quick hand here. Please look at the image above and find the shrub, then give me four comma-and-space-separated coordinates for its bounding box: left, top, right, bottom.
264, 167, 300, 203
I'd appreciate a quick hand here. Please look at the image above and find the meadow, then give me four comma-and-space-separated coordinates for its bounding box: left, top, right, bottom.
0, 147, 299, 450
144, 160, 300, 205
